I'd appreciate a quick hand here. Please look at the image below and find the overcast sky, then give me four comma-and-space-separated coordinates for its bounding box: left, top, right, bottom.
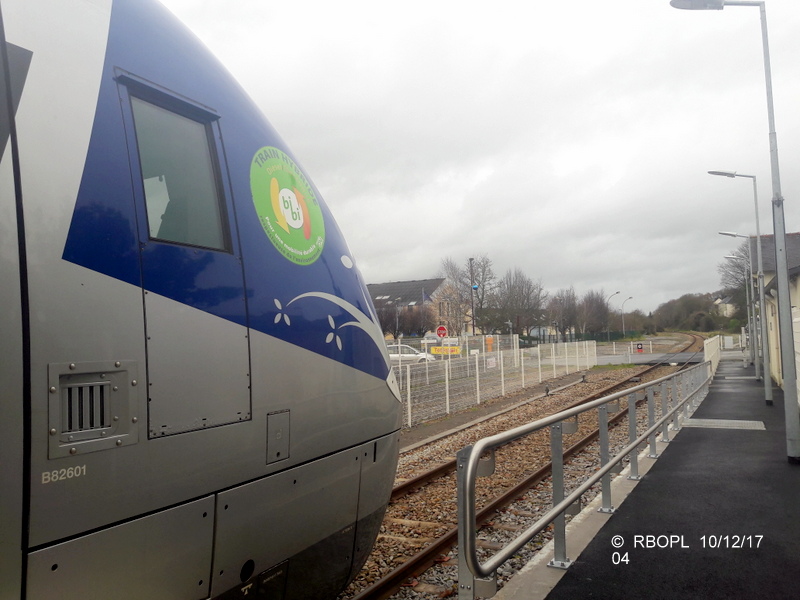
159, 0, 800, 315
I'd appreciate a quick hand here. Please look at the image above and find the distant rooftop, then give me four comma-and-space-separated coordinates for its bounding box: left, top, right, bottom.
367, 278, 445, 306
748, 233, 800, 273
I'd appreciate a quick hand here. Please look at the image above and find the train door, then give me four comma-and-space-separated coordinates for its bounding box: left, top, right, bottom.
118, 74, 252, 438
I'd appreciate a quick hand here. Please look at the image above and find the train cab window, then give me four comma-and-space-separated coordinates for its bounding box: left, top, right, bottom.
130, 96, 229, 251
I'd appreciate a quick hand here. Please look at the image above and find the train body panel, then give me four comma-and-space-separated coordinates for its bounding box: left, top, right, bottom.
0, 33, 26, 600
28, 326, 399, 548
27, 496, 216, 600
0, 0, 400, 597
25, 432, 397, 600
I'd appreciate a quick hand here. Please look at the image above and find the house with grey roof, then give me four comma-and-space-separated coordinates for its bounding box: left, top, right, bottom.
367, 278, 447, 338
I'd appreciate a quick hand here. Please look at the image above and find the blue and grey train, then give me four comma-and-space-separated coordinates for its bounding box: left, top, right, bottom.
0, 1, 401, 598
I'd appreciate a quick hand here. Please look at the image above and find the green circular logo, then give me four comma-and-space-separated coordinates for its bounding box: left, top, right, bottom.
251, 146, 325, 265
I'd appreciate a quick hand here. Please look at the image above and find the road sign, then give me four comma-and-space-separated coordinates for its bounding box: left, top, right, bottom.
436, 326, 447, 338
431, 346, 460, 355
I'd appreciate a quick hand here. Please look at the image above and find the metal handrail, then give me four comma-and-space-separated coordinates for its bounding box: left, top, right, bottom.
456, 361, 712, 598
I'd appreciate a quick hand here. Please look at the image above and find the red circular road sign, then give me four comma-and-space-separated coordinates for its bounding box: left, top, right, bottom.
436, 326, 448, 338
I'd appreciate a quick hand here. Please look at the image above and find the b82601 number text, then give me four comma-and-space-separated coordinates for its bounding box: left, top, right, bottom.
42, 465, 87, 484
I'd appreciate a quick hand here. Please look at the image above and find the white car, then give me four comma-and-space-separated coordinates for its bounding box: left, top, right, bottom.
387, 344, 436, 363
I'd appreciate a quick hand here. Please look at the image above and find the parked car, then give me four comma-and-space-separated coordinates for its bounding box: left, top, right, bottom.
387, 344, 436, 363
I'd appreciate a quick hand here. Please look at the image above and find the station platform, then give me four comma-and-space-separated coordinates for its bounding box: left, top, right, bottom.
495, 351, 800, 600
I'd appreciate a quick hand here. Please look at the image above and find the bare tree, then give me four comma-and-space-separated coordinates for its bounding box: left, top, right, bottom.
717, 240, 750, 310
491, 269, 548, 334
438, 255, 496, 334
374, 298, 397, 338
577, 289, 610, 335
469, 255, 496, 333
404, 303, 436, 337
437, 258, 471, 335
549, 287, 578, 341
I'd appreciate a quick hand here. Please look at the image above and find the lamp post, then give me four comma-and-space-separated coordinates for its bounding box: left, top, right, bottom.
553, 296, 563, 343
720, 229, 771, 401
468, 257, 476, 336
394, 297, 402, 340
672, 0, 798, 461
605, 291, 620, 342
720, 236, 757, 370
714, 173, 771, 403
724, 254, 756, 370
621, 296, 633, 338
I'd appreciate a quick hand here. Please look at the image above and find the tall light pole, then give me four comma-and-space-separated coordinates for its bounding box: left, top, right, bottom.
720, 229, 771, 402
672, 0, 798, 461
720, 236, 757, 370
468, 257, 476, 336
724, 254, 755, 368
605, 291, 620, 342
713, 172, 771, 403
394, 297, 402, 340
621, 296, 633, 338
553, 296, 563, 343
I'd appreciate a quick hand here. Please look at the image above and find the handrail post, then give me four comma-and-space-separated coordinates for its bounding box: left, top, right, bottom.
548, 422, 572, 568
456, 447, 476, 600
538, 344, 542, 383
475, 353, 481, 405
445, 360, 451, 414
457, 446, 497, 599
692, 368, 703, 410
647, 386, 660, 458
500, 350, 505, 397
598, 405, 615, 513
406, 365, 412, 427
660, 380, 670, 443
672, 377, 682, 431
628, 393, 641, 480
682, 372, 691, 420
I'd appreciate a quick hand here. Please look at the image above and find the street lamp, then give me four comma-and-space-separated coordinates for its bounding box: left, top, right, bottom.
673, 0, 799, 461
394, 297, 402, 340
720, 229, 771, 402
723, 254, 756, 370
713, 172, 770, 403
720, 234, 757, 370
553, 296, 563, 343
606, 291, 620, 342
469, 257, 476, 336
621, 296, 633, 338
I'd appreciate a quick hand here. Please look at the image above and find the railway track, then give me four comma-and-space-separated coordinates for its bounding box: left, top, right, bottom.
340, 334, 706, 600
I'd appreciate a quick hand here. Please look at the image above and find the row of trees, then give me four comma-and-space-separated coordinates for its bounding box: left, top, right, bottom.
378, 255, 654, 340
436, 256, 550, 337
376, 247, 749, 339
